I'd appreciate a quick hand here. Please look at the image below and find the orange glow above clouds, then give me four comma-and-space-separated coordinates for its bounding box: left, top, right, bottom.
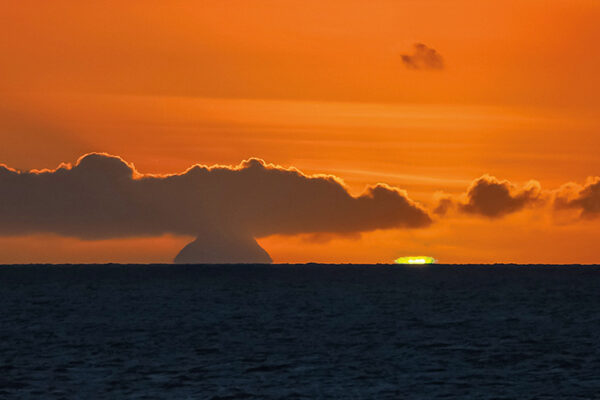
1, 0, 599, 263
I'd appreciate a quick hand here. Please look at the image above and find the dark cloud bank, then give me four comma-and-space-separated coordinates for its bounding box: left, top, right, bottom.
401, 43, 444, 70
2, 154, 597, 263
0, 153, 431, 263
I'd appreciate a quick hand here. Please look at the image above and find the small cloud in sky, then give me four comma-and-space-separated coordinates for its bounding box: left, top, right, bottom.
401, 43, 444, 71
434, 175, 542, 218
554, 177, 600, 219
460, 175, 542, 218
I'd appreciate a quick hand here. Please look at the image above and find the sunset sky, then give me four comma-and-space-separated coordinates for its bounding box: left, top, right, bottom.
1, 0, 599, 263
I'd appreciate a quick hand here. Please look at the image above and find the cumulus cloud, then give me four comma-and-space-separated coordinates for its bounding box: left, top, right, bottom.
554, 177, 600, 219
0, 153, 432, 263
401, 43, 444, 70
435, 175, 542, 218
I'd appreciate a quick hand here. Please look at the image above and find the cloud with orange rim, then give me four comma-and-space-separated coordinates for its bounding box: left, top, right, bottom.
0, 153, 432, 263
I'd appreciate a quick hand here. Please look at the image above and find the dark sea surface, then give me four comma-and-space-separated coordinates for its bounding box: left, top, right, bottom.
1, 264, 600, 399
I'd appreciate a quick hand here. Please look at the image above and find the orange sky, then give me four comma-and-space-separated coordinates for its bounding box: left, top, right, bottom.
1, 0, 599, 263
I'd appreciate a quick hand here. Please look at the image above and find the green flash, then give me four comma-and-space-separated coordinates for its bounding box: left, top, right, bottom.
394, 256, 436, 265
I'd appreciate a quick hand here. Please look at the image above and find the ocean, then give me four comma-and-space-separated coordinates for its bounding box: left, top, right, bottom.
1, 264, 599, 399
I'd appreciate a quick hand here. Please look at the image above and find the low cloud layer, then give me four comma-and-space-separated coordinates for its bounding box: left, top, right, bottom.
401, 43, 444, 70
3, 154, 596, 262
0, 153, 431, 263
435, 175, 542, 218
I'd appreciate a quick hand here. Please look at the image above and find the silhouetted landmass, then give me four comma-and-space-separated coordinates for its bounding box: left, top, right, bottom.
174, 230, 272, 264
